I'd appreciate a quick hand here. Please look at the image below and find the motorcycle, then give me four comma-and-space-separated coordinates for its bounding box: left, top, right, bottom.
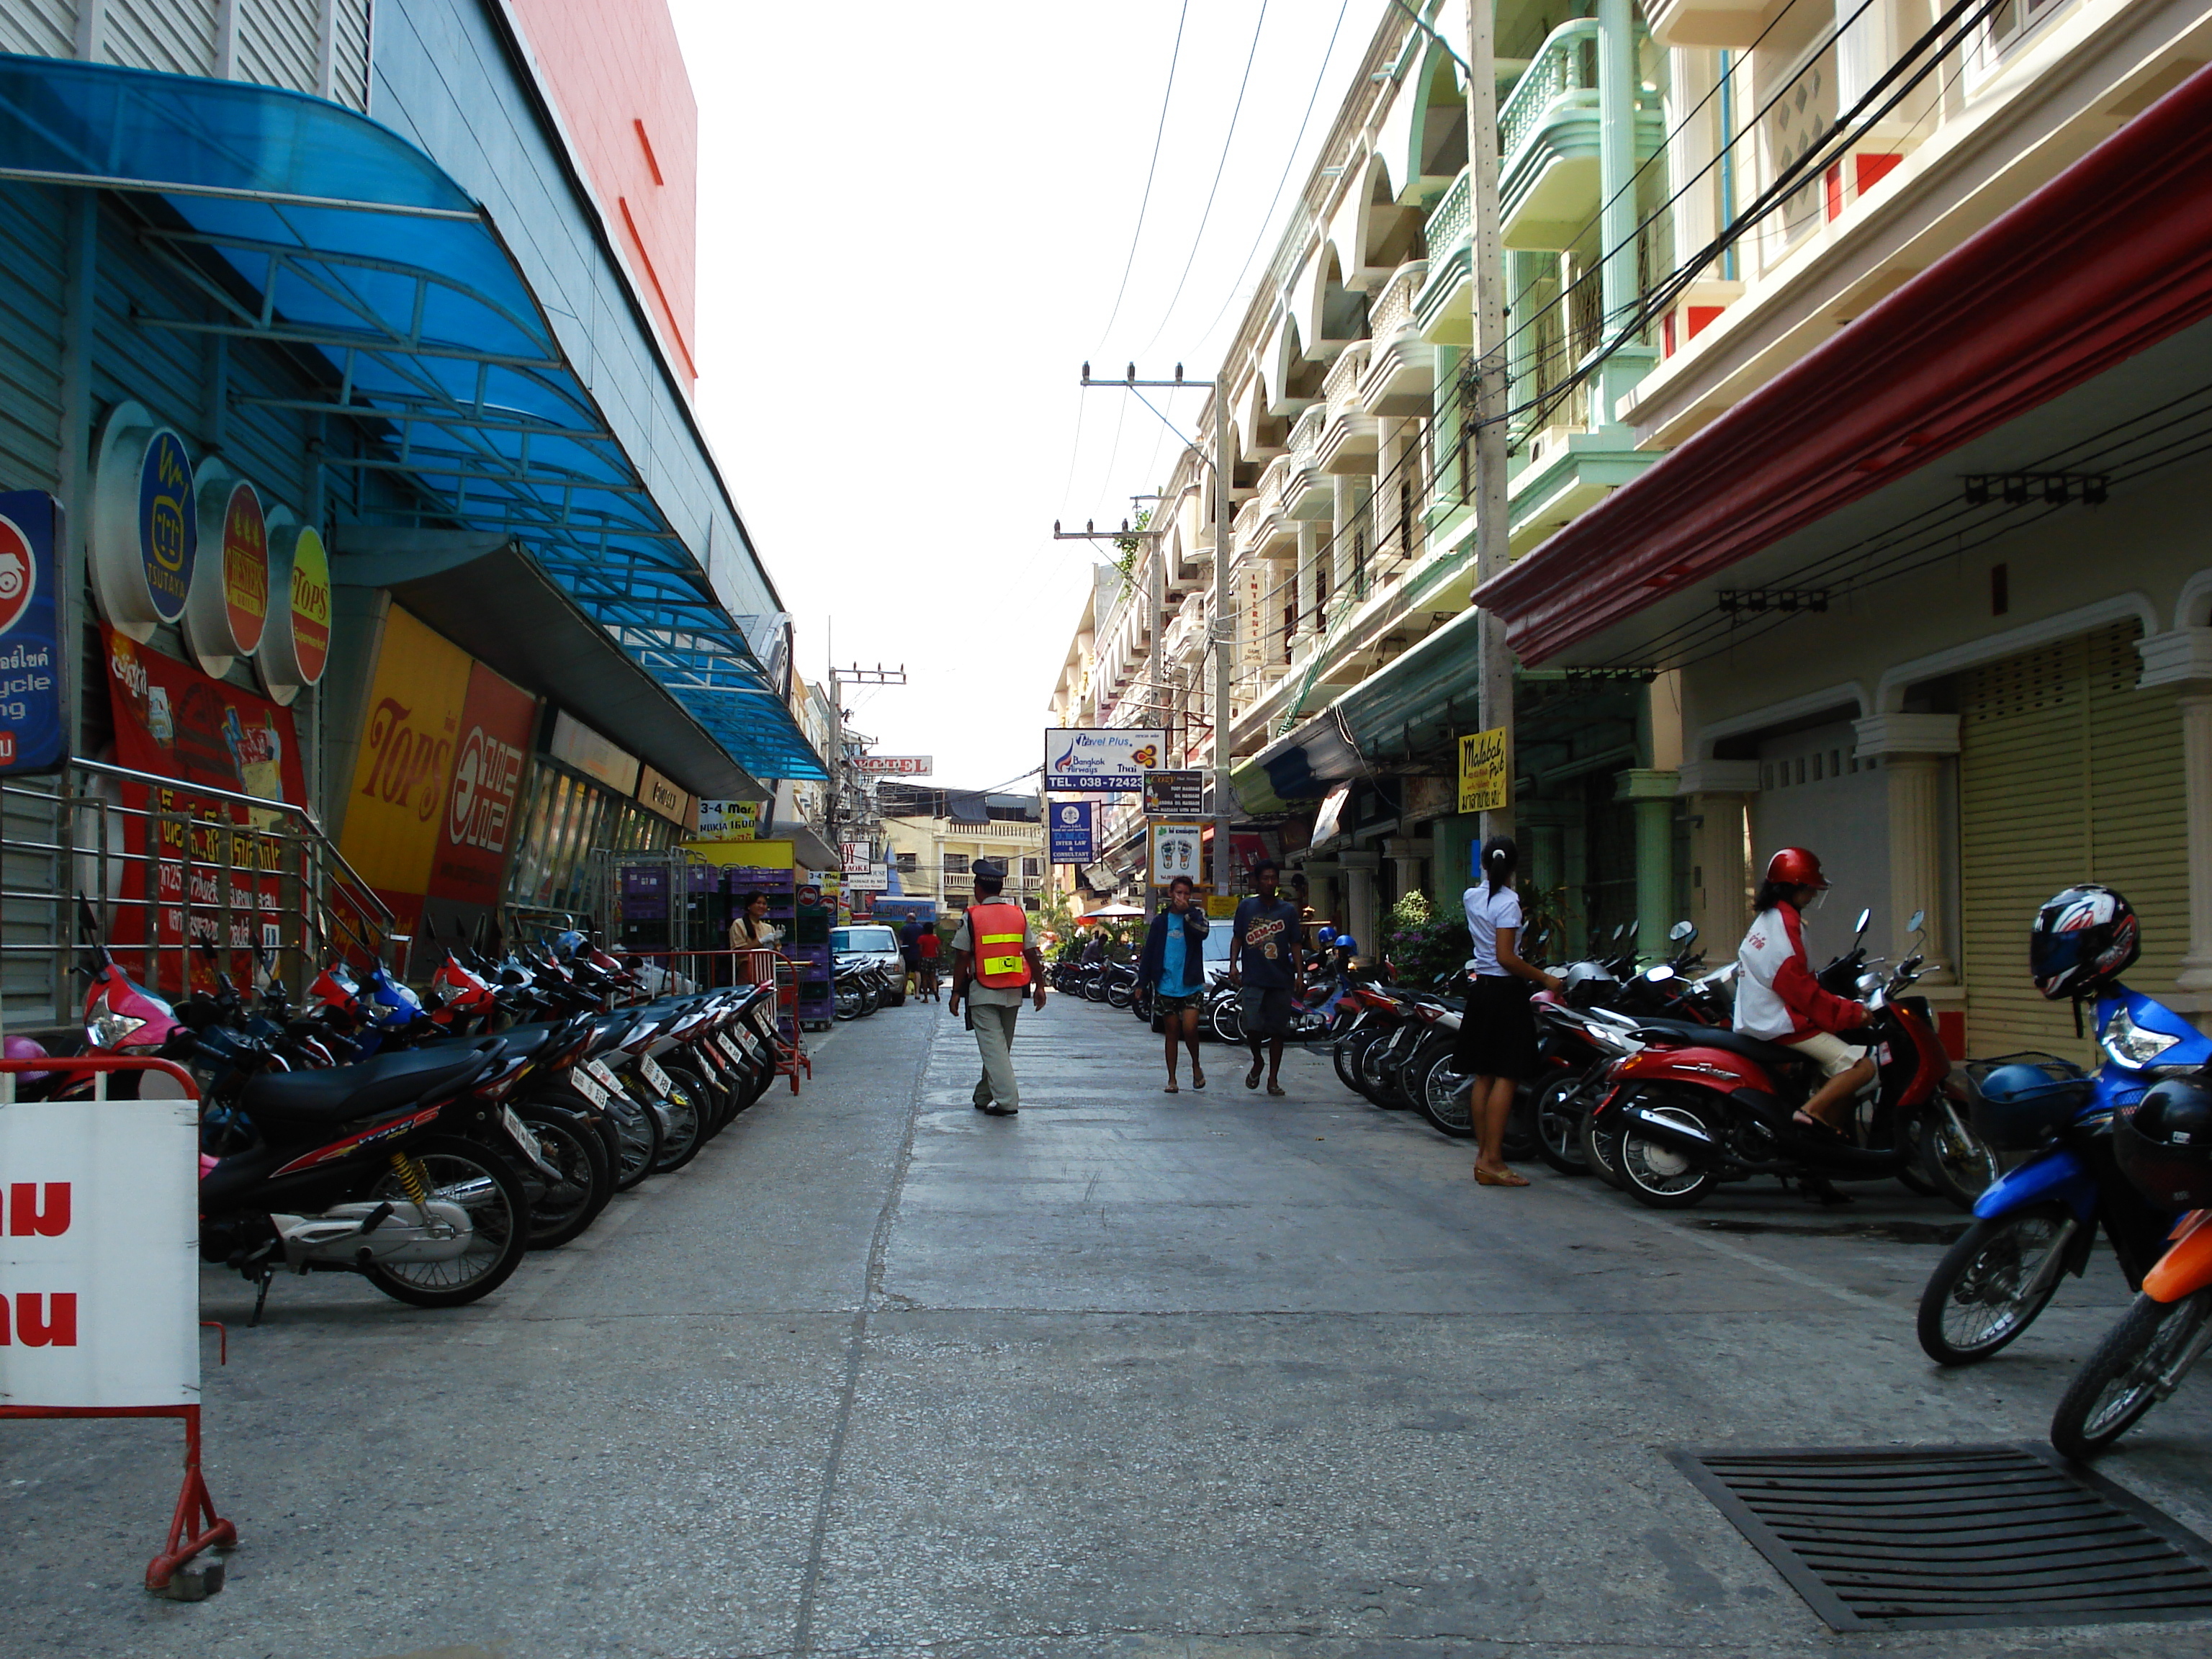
1593, 909, 1993, 1209
1918, 981, 2206, 1366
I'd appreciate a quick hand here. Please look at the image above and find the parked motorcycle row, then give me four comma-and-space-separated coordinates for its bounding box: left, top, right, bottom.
35, 918, 787, 1321
1058, 884, 2212, 1462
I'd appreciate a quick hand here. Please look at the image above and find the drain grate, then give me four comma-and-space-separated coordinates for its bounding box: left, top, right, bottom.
1669, 1444, 2212, 1630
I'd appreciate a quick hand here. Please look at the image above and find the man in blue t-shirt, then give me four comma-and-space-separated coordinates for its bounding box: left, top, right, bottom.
1229, 859, 1303, 1096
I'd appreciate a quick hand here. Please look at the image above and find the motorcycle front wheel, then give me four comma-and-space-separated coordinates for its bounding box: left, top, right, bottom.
1914, 1101, 2003, 1212
1107, 981, 1134, 1010
2050, 1288, 2212, 1460
1581, 1104, 1627, 1190
1209, 996, 1244, 1046
517, 1109, 610, 1249
649, 1079, 707, 1172
361, 1137, 530, 1308
1916, 1202, 2074, 1366
1332, 1028, 1370, 1093
1416, 1043, 1476, 1139
834, 984, 865, 1020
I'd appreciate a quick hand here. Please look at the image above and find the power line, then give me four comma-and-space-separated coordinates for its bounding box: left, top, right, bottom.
1097, 0, 1192, 346
1138, 0, 1273, 358
1194, 0, 1351, 346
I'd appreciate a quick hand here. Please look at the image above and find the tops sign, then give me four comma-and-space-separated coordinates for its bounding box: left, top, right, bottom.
182, 464, 268, 678
1044, 727, 1166, 793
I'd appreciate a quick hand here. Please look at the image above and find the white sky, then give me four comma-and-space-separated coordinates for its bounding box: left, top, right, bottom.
667, 0, 1380, 793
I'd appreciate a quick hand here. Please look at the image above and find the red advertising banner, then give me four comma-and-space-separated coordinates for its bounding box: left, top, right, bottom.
102, 626, 306, 992
427, 661, 538, 909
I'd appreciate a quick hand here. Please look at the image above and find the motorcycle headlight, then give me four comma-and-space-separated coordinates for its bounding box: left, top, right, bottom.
89, 1008, 148, 1048
2100, 1004, 2182, 1070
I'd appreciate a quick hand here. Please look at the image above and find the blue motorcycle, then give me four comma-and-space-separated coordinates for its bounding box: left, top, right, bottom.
1915, 984, 2200, 1364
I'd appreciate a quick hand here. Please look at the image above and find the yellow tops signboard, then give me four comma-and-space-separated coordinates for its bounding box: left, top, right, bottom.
1457, 727, 1511, 814
340, 607, 473, 923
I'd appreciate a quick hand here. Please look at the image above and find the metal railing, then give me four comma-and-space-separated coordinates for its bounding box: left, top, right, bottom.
2, 760, 395, 1023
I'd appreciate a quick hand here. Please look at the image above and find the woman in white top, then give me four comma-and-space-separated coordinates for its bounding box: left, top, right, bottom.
728, 891, 783, 983
1453, 837, 1563, 1188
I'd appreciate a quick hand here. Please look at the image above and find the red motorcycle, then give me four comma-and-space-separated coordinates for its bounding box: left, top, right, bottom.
1587, 924, 1982, 1208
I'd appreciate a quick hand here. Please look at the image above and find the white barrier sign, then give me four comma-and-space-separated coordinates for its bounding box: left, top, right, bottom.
0, 1097, 199, 1408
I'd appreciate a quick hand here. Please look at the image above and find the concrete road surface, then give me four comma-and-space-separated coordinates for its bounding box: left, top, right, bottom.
4, 993, 2208, 1658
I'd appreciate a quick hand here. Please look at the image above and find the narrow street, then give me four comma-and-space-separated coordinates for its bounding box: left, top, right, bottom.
6, 997, 2208, 1659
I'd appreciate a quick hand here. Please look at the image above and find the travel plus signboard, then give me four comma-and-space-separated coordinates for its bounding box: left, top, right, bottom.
1043, 727, 1165, 793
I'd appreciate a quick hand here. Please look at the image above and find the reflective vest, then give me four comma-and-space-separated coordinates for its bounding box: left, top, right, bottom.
966, 902, 1032, 988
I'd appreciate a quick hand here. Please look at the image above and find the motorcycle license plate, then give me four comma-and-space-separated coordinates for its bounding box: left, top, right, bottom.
640, 1053, 672, 1094
583, 1058, 622, 1094
569, 1070, 610, 1110
503, 1107, 543, 1161
716, 1033, 747, 1066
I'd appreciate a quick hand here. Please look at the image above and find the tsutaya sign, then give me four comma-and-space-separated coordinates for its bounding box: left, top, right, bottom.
89, 403, 329, 705
1044, 727, 1166, 793
0, 1095, 199, 1408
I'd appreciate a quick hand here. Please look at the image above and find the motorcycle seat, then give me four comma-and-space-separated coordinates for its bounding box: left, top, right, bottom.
1631, 1020, 1814, 1071
243, 1041, 501, 1133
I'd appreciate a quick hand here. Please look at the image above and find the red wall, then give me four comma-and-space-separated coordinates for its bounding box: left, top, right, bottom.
509, 0, 699, 382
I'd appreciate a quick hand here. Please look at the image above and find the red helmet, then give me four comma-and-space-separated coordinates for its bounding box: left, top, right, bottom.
1764, 848, 1829, 889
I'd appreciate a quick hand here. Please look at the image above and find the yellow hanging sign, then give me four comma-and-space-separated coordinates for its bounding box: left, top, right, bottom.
1457, 727, 1511, 814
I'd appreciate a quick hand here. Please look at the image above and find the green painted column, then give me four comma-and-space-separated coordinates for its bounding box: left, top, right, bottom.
1430, 813, 1479, 915
1616, 768, 1680, 965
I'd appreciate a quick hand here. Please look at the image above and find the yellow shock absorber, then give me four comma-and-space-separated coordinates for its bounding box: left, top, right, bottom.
389, 1151, 432, 1208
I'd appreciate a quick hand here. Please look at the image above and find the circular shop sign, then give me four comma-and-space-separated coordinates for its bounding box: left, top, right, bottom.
90, 402, 199, 641
183, 461, 271, 677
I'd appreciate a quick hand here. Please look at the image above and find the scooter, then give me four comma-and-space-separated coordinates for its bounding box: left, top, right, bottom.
1917, 982, 2206, 1365
1593, 910, 1983, 1209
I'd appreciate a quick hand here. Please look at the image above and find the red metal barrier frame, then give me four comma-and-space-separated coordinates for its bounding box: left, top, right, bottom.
0, 1056, 238, 1592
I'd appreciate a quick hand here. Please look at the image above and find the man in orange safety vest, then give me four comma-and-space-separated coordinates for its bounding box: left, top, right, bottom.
948, 858, 1046, 1115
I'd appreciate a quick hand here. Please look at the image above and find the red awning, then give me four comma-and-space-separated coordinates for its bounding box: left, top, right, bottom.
1475, 62, 2212, 665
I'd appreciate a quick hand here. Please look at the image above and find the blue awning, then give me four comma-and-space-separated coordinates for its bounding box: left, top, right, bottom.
0, 53, 826, 782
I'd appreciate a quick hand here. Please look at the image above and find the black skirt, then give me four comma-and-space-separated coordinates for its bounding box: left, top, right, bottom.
1452, 974, 1539, 1080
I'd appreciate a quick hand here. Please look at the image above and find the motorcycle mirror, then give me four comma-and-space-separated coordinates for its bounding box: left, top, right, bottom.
1626, 918, 1640, 940
1610, 923, 1625, 941
1907, 908, 1926, 935
1854, 907, 1872, 937
1643, 964, 1675, 982
1668, 920, 1695, 943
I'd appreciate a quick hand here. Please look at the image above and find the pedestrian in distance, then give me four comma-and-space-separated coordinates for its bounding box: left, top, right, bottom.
728, 891, 781, 986
1458, 836, 1563, 1187
948, 860, 1046, 1116
1229, 858, 1302, 1096
916, 919, 942, 1001
899, 916, 922, 1000
1138, 874, 1209, 1093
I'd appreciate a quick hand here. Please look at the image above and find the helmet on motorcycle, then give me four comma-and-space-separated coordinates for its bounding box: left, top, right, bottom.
1763, 848, 1828, 889
2114, 1076, 2212, 1209
2030, 884, 2140, 1002
3, 1033, 50, 1084
1970, 1059, 2095, 1150
1316, 925, 1336, 945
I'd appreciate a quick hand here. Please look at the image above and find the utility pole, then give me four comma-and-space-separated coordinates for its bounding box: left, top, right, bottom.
1465, 0, 1514, 842
1074, 363, 1234, 903
827, 662, 907, 900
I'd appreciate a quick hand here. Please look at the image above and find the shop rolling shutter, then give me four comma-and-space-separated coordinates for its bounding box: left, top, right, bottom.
1959, 623, 2187, 1057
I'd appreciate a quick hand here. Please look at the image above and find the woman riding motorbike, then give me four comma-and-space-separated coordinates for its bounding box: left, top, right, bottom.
1735, 847, 1875, 1134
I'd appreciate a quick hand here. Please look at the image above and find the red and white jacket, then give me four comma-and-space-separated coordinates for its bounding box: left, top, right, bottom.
1735, 902, 1863, 1041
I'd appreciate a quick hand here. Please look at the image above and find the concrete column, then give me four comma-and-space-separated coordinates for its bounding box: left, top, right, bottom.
1384, 837, 1427, 912
1616, 768, 1679, 963
1339, 849, 1380, 958
1677, 762, 1758, 952
1597, 0, 1637, 331
1853, 714, 1961, 984
1331, 474, 1359, 604
1294, 521, 1320, 644
2136, 631, 2212, 991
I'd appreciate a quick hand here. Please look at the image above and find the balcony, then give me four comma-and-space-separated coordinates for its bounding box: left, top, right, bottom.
1282, 404, 1332, 518
1358, 259, 1433, 416
1315, 342, 1377, 476
1418, 22, 1666, 339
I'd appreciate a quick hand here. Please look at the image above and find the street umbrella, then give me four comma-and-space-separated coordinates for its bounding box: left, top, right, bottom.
1077, 904, 1146, 920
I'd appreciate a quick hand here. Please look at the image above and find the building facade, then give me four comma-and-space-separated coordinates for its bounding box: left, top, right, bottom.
0, 1, 823, 1022
1046, 0, 2212, 1050
881, 788, 1046, 917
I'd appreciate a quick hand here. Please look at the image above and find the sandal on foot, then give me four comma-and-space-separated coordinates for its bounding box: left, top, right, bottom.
1192, 1067, 1206, 1089
1792, 1110, 1846, 1138
1474, 1166, 1531, 1187
1267, 1082, 1287, 1097
1245, 1062, 1264, 1090
1164, 1081, 1179, 1094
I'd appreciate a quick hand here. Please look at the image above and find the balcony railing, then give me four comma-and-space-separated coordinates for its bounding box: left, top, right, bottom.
1323, 342, 1372, 426
1367, 259, 1430, 345
1427, 168, 1471, 265
1288, 403, 1326, 460
1500, 20, 1600, 166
